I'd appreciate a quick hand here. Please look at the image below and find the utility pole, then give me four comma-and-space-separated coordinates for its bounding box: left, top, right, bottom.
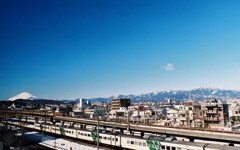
127, 110, 129, 125
155, 109, 157, 124
5, 108, 8, 130
19, 109, 23, 149
127, 110, 130, 131
97, 107, 99, 150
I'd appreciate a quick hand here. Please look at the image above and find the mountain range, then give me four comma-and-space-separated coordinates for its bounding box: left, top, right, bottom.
8, 88, 240, 102
85, 88, 240, 103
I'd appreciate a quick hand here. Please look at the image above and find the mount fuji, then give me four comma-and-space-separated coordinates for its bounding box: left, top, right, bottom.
8, 92, 37, 101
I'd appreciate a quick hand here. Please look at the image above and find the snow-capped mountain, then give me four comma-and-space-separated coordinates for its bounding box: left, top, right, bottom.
88, 88, 240, 102
8, 92, 37, 101
7, 88, 240, 102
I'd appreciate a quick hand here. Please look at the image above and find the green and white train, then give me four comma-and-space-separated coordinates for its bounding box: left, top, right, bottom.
34, 123, 238, 150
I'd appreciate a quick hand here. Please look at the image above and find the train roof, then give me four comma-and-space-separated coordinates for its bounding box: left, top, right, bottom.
148, 135, 177, 142
121, 134, 239, 150
172, 140, 239, 150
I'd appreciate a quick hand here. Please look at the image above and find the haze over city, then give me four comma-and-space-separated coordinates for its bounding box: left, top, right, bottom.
1, 0, 240, 100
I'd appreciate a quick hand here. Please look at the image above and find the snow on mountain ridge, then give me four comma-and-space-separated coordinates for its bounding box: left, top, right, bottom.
9, 92, 37, 101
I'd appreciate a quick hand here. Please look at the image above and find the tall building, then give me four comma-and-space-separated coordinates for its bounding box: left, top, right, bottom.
76, 98, 91, 109
111, 98, 130, 110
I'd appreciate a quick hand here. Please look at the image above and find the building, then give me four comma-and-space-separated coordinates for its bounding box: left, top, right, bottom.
111, 98, 130, 110
178, 105, 194, 127
77, 98, 91, 109
203, 99, 230, 129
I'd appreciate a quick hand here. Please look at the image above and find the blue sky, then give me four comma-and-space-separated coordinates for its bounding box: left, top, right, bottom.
1, 0, 240, 100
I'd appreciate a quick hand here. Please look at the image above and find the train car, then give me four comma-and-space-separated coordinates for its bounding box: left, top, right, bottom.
34, 123, 121, 146
34, 123, 239, 150
117, 134, 240, 150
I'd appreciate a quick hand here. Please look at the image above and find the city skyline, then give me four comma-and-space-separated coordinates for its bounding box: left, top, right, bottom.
1, 0, 240, 100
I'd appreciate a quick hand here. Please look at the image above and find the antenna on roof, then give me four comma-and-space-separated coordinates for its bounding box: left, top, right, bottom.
189, 91, 192, 101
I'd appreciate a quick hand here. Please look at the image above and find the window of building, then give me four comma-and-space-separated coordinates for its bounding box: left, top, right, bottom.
208, 108, 213, 111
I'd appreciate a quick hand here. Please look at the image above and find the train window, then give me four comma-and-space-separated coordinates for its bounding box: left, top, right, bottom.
78, 132, 80, 135
127, 140, 130, 144
143, 143, 146, 146
112, 138, 114, 141
172, 147, 176, 150
176, 148, 181, 150
167, 146, 170, 150
84, 133, 87, 136
131, 141, 134, 145
139, 142, 142, 146
99, 136, 102, 139
161, 145, 165, 149
103, 137, 107, 140
116, 138, 118, 142
72, 131, 74, 134
149, 144, 153, 148
88, 134, 90, 137
135, 142, 138, 145
81, 133, 83, 135
108, 137, 111, 140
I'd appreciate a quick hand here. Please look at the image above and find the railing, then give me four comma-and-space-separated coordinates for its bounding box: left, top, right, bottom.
0, 110, 64, 116
2, 110, 240, 135
206, 110, 218, 114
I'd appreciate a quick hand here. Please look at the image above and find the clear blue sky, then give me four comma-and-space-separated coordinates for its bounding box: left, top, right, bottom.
1, 0, 240, 100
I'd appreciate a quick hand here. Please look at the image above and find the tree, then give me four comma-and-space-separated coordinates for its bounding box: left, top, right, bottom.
232, 116, 237, 124
2, 130, 16, 147
237, 116, 240, 123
